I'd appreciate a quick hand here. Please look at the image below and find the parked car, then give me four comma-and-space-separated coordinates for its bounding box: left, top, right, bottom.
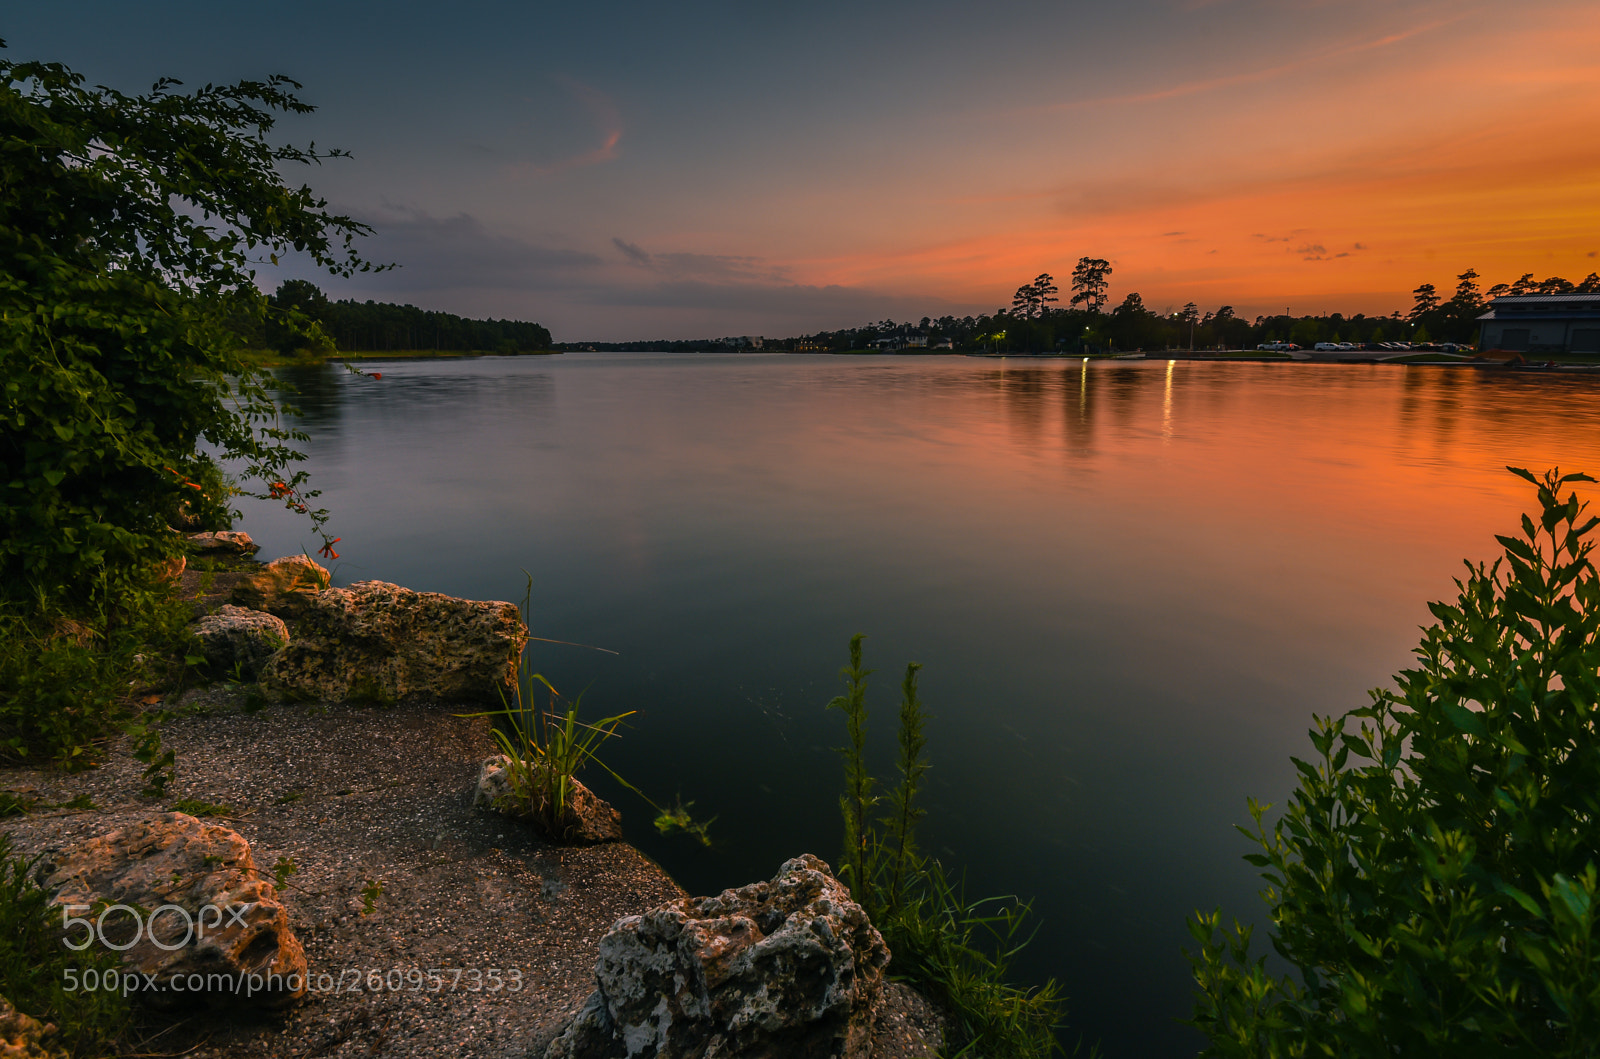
1257, 341, 1301, 352
1314, 342, 1341, 351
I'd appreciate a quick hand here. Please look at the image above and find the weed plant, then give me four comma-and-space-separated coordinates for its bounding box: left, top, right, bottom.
0, 584, 199, 767
0, 834, 130, 1055
167, 799, 232, 818
1188, 468, 1600, 1054
654, 797, 716, 846
826, 634, 1081, 1058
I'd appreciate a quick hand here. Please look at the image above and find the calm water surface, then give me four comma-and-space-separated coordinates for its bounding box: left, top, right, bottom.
236, 354, 1600, 1057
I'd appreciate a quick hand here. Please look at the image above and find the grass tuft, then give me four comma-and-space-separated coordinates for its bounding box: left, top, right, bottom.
167, 799, 232, 818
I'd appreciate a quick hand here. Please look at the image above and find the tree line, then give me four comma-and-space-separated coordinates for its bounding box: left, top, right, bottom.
768, 259, 1600, 354
256, 279, 553, 354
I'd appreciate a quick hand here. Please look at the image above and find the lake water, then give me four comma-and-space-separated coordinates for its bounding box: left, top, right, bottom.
234, 353, 1600, 1056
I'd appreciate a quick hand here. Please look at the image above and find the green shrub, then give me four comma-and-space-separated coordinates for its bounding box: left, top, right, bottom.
158, 455, 237, 534
0, 588, 197, 764
1, 49, 372, 612
826, 635, 1076, 1058
1188, 467, 1600, 1055
0, 833, 131, 1055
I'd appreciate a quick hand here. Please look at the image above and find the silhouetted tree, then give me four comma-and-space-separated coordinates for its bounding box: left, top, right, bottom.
1010, 273, 1059, 319
1070, 257, 1112, 313
1409, 283, 1440, 320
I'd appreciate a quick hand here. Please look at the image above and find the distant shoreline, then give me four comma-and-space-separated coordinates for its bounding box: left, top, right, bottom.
962, 350, 1600, 369
241, 349, 563, 368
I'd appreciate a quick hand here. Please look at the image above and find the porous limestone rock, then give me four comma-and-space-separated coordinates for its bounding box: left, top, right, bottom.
546, 854, 888, 1059
261, 581, 525, 705
32, 813, 305, 1009
229, 555, 330, 619
186, 530, 260, 556
0, 995, 66, 1059
192, 605, 289, 678
474, 755, 622, 845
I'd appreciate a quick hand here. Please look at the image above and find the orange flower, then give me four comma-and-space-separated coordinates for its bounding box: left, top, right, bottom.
318, 537, 342, 560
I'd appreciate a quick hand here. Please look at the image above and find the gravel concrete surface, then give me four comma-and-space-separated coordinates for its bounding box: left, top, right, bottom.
2, 687, 940, 1058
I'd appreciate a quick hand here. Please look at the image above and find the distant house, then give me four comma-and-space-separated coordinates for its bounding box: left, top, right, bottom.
872, 333, 931, 351
1477, 294, 1600, 353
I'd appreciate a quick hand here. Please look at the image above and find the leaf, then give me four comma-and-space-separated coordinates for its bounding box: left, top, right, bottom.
1442, 702, 1486, 736
1549, 873, 1592, 922
1494, 535, 1539, 565
1498, 882, 1544, 919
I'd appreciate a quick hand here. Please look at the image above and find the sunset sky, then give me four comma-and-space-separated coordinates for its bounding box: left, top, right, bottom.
13, 1, 1600, 340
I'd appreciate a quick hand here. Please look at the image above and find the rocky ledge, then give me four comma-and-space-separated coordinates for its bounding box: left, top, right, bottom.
0, 531, 943, 1058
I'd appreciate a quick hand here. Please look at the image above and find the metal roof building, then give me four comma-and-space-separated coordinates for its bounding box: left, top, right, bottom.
1477, 294, 1600, 353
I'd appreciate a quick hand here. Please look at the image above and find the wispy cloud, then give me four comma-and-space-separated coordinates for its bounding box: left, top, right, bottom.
611, 238, 792, 283
508, 75, 623, 178
613, 237, 653, 265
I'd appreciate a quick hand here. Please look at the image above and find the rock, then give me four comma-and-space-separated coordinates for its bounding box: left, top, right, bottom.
262, 581, 526, 705
229, 555, 330, 619
546, 854, 889, 1059
474, 755, 622, 844
32, 813, 306, 1010
192, 605, 289, 679
186, 531, 259, 556
0, 995, 66, 1059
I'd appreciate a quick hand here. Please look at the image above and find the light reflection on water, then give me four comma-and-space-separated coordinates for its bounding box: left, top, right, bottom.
238, 354, 1600, 1057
